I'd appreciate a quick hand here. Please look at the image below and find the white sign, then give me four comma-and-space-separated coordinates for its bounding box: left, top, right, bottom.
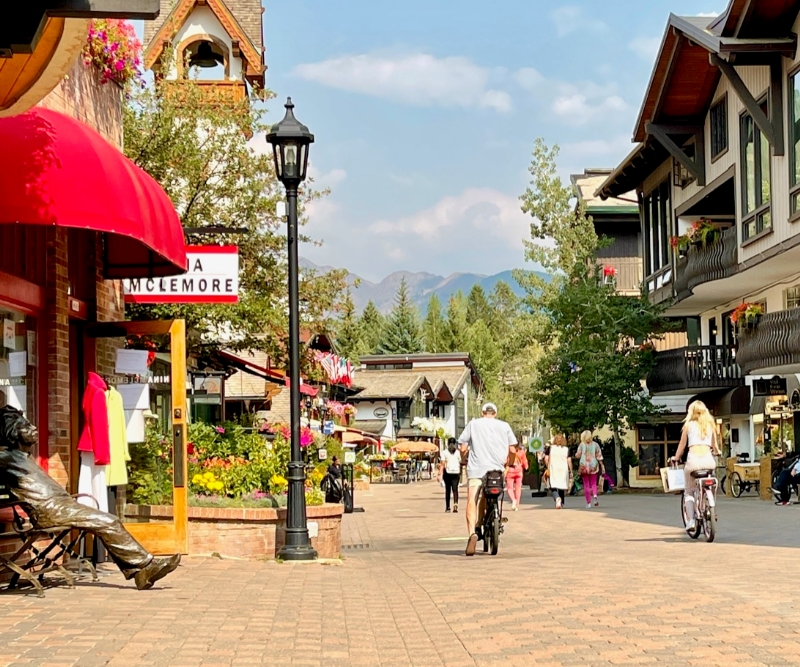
318, 448, 327, 461
26, 331, 36, 367
8, 352, 26, 378
122, 246, 239, 304
344, 451, 356, 464
117, 383, 150, 410
115, 349, 150, 375
3, 319, 15, 350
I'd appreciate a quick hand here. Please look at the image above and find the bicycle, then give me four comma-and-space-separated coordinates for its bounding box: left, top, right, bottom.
481, 470, 505, 555
680, 469, 718, 542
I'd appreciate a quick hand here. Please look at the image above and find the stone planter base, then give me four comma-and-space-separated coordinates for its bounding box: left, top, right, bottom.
124, 503, 343, 559
354, 478, 370, 491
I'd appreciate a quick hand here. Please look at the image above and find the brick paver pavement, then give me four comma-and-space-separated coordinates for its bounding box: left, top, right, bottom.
2, 483, 800, 666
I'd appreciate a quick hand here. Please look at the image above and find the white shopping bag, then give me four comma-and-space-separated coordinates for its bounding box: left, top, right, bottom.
662, 463, 685, 494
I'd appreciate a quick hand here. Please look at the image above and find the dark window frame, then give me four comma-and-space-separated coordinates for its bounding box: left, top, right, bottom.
636, 424, 681, 478
789, 67, 800, 217
642, 178, 672, 278
739, 95, 772, 242
710, 94, 728, 161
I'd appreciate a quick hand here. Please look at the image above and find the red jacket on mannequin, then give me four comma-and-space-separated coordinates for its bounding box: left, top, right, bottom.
77, 372, 111, 466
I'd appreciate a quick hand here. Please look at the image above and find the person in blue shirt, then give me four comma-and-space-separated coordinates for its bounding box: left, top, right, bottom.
773, 457, 800, 505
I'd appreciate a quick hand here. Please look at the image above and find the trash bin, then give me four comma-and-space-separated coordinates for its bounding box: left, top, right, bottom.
342, 463, 354, 514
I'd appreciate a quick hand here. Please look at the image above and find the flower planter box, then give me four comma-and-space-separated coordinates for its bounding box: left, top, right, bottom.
124, 503, 343, 560
354, 478, 370, 492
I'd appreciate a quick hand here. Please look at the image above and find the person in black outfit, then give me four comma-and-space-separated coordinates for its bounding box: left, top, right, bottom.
323, 456, 343, 503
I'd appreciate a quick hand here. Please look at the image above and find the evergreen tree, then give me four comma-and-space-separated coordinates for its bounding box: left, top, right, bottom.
445, 292, 468, 352
489, 281, 520, 340
466, 284, 492, 325
465, 320, 502, 395
377, 279, 424, 354
335, 290, 364, 362
359, 300, 385, 355
422, 294, 447, 353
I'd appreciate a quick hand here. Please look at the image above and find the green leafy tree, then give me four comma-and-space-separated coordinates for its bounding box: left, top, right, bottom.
445, 292, 469, 352
489, 280, 520, 341
358, 300, 385, 354
335, 290, 364, 363
422, 294, 447, 353
377, 278, 424, 354
122, 76, 348, 366
519, 139, 667, 483
466, 284, 492, 325
465, 320, 502, 395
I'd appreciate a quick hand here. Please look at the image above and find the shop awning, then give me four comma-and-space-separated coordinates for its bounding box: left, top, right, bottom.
0, 108, 187, 278
688, 386, 751, 417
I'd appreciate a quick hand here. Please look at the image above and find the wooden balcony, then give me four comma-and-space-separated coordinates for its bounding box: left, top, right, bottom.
601, 257, 643, 295
736, 309, 800, 375
647, 345, 743, 394
161, 80, 248, 106
674, 225, 738, 301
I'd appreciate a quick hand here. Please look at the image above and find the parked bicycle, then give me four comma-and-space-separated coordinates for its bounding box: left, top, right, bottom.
680, 468, 718, 542
481, 470, 506, 555
772, 453, 800, 503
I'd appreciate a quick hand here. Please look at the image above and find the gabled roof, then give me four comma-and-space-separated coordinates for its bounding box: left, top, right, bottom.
144, 0, 265, 85
571, 170, 638, 214
351, 371, 433, 401
711, 0, 800, 38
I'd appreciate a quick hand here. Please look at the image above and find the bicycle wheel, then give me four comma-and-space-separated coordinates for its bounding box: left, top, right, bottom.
720, 475, 727, 496
703, 491, 716, 543
490, 512, 500, 555
681, 492, 701, 539
730, 471, 743, 498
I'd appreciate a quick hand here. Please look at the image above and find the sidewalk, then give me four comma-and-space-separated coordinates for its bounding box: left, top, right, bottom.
2, 483, 800, 666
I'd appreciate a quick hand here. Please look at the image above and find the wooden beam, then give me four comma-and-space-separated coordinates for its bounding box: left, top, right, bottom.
710, 53, 782, 154
645, 122, 706, 186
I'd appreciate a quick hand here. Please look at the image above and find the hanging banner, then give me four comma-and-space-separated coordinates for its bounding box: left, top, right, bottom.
123, 246, 239, 304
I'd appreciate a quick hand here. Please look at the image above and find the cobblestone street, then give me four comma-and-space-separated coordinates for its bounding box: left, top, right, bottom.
2, 483, 800, 667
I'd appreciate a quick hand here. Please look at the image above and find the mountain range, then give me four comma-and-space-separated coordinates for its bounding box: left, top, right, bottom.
301, 259, 546, 313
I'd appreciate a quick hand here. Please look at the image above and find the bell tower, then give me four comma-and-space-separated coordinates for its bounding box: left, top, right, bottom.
143, 0, 266, 103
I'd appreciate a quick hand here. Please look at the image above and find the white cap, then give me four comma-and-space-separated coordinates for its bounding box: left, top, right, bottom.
482, 402, 498, 414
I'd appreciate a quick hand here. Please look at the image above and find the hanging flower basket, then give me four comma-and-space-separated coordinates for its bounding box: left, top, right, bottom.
730, 303, 764, 333
670, 218, 720, 254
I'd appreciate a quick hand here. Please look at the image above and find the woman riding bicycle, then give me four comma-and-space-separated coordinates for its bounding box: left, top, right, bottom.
670, 400, 721, 531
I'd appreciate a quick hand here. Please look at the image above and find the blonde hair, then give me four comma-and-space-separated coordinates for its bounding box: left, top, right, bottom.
683, 401, 716, 440
580, 430, 592, 444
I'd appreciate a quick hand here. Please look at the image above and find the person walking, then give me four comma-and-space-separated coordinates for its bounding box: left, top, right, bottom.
438, 438, 463, 512
575, 431, 604, 508
670, 400, 721, 530
505, 442, 528, 511
546, 434, 571, 509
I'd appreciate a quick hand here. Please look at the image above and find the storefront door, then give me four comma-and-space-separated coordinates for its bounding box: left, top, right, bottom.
87, 320, 188, 555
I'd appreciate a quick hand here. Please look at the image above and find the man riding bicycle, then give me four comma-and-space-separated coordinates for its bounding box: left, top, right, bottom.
458, 402, 517, 556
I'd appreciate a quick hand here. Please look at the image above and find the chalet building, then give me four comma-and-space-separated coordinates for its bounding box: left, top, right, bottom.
597, 0, 800, 485
350, 353, 481, 443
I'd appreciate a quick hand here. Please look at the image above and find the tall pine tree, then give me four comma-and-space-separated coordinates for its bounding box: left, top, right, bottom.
359, 300, 385, 355
335, 290, 364, 362
445, 292, 468, 352
466, 284, 493, 325
377, 279, 424, 354
422, 294, 447, 353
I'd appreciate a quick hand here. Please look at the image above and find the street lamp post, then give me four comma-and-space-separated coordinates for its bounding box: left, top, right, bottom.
267, 98, 317, 561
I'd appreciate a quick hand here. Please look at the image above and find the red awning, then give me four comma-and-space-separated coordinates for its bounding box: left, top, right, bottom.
283, 376, 319, 396
0, 108, 187, 278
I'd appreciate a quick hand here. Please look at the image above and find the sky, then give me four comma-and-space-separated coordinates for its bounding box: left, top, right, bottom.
160, 1, 724, 282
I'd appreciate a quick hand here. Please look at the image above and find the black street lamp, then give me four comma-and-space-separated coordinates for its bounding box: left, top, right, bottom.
267, 98, 317, 561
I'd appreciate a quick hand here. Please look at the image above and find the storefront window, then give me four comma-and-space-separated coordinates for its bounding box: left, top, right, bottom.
0, 305, 38, 456
636, 423, 681, 477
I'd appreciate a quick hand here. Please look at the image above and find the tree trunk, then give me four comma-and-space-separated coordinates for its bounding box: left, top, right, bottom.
613, 425, 625, 488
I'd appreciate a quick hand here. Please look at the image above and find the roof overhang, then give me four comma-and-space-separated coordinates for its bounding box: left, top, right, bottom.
596, 142, 669, 200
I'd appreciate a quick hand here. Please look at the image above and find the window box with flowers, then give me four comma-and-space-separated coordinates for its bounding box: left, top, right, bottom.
730, 303, 764, 333
670, 218, 721, 255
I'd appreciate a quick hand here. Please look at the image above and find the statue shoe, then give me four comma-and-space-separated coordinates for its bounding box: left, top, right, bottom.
134, 554, 181, 590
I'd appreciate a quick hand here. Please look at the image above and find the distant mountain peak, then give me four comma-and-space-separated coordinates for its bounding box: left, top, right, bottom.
301, 258, 544, 313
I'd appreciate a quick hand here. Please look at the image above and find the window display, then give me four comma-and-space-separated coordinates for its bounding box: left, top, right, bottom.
0, 305, 37, 456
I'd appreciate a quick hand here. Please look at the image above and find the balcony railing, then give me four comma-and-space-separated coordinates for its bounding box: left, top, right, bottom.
675, 226, 738, 301
736, 309, 800, 374
647, 345, 743, 394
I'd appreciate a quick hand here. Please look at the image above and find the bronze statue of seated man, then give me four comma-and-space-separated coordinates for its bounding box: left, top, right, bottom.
0, 404, 180, 590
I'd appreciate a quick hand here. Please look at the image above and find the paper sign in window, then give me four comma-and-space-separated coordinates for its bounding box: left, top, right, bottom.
117, 383, 150, 410
115, 349, 149, 375
8, 352, 26, 378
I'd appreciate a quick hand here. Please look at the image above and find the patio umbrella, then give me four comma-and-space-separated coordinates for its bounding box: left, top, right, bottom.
392, 440, 439, 454
342, 431, 378, 446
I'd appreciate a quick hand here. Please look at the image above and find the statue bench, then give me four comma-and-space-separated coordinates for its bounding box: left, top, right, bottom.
0, 486, 99, 597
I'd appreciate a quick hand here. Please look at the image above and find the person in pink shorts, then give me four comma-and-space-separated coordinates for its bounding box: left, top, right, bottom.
505, 443, 528, 511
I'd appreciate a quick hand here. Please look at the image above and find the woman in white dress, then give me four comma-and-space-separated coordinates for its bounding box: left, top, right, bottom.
671, 400, 721, 530
546, 434, 571, 509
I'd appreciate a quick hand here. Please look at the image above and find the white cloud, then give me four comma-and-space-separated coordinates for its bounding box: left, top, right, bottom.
515, 70, 629, 126
293, 53, 512, 112
629, 36, 662, 61
370, 188, 529, 247
551, 6, 607, 38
